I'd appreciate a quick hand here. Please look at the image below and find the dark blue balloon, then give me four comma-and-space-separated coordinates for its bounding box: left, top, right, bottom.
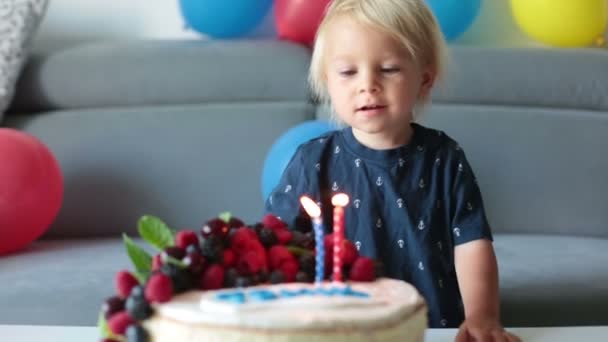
179, 0, 273, 39
262, 121, 337, 201
425, 0, 481, 41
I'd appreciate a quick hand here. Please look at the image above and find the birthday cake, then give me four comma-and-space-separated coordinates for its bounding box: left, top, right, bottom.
97, 212, 428, 342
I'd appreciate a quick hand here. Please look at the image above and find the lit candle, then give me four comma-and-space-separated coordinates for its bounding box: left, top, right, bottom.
299, 196, 325, 284
331, 193, 349, 282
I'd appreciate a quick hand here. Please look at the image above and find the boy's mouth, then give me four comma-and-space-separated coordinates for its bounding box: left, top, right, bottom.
357, 104, 387, 111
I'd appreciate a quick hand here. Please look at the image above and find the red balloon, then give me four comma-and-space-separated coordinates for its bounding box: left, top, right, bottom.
275, 0, 332, 47
0, 129, 63, 255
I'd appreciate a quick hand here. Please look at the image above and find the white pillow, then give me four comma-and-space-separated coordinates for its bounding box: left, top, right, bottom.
0, 0, 48, 118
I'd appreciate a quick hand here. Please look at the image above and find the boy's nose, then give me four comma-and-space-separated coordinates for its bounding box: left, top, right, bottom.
358, 72, 380, 94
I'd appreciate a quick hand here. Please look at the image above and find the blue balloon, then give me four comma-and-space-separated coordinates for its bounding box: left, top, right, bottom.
262, 121, 337, 201
179, 0, 273, 39
425, 0, 481, 41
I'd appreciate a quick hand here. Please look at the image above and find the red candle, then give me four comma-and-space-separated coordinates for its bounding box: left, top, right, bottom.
331, 193, 349, 282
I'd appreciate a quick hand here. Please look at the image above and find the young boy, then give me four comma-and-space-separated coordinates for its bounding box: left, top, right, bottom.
266, 1, 520, 341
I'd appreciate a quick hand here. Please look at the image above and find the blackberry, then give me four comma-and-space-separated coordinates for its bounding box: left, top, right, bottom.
228, 217, 245, 229
126, 295, 152, 320
183, 252, 206, 275
185, 244, 201, 255
299, 254, 315, 278
200, 236, 224, 263
223, 268, 239, 288
161, 264, 194, 294
162, 246, 185, 261
126, 324, 149, 342
251, 222, 265, 235
269, 270, 286, 284
294, 214, 312, 233
102, 296, 125, 319
201, 218, 229, 238
258, 228, 278, 248
296, 271, 312, 283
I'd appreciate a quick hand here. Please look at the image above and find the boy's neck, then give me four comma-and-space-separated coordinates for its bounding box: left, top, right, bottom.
351, 124, 414, 150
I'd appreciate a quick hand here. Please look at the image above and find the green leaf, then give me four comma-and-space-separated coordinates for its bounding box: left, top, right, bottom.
218, 211, 232, 223
165, 255, 188, 269
123, 233, 152, 277
138, 215, 175, 251
98, 311, 110, 337
286, 245, 313, 257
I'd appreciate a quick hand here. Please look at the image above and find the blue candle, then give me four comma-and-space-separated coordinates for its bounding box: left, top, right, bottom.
299, 196, 325, 285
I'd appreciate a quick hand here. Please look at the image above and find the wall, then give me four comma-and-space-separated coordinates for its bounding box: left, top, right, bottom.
31, 0, 544, 53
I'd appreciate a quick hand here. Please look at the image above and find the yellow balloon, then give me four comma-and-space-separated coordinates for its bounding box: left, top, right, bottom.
510, 0, 608, 47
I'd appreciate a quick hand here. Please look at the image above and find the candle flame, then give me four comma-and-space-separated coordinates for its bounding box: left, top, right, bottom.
331, 193, 350, 207
300, 196, 321, 218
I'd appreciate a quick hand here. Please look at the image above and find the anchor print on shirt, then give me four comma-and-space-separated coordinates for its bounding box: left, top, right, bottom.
418, 220, 425, 230
376, 176, 383, 186
398, 158, 406, 167
438, 278, 444, 288
332, 182, 339, 191
355, 241, 362, 251
467, 202, 473, 211
334, 145, 341, 154
354, 158, 361, 168
376, 218, 383, 228
319, 138, 325, 144
419, 179, 425, 189
418, 262, 425, 270
417, 145, 424, 152
315, 163, 321, 171
453, 227, 461, 237
354, 199, 361, 209
458, 163, 464, 172
440, 319, 448, 327
397, 198, 404, 208
437, 241, 443, 251
435, 157, 441, 166
397, 239, 404, 248
284, 185, 292, 193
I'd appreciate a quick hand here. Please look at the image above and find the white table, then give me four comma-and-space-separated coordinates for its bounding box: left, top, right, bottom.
1, 325, 607, 341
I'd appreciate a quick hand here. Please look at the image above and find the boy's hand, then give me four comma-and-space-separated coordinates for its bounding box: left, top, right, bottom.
455, 316, 521, 342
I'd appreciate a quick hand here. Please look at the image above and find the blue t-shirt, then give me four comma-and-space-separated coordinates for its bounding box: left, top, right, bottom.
264, 123, 493, 328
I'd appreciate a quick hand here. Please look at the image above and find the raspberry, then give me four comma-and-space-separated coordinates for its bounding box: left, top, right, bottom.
275, 229, 293, 245
341, 240, 359, 266
152, 254, 163, 271
222, 249, 236, 267
349, 257, 376, 282
262, 214, 287, 231
145, 273, 173, 303
115, 270, 139, 299
200, 264, 225, 290
175, 230, 199, 250
107, 311, 134, 335
268, 245, 295, 270
236, 251, 264, 276
279, 260, 299, 282
202, 218, 230, 238
230, 228, 258, 254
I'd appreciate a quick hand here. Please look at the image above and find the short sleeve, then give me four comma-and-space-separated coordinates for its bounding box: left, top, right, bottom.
264, 146, 309, 228
449, 149, 493, 245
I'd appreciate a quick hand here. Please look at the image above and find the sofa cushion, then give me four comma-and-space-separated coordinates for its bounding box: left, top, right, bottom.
8, 40, 312, 113
0, 234, 606, 326
495, 234, 608, 326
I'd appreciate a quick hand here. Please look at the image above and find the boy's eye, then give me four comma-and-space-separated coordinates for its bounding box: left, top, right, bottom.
339, 70, 356, 76
381, 67, 400, 73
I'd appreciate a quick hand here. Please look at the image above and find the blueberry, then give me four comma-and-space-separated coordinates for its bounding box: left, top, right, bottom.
270, 270, 286, 284
299, 254, 315, 277
223, 268, 239, 288
130, 285, 145, 299
185, 244, 201, 255
200, 236, 224, 263
126, 324, 149, 342
126, 295, 152, 320
161, 264, 194, 293
296, 271, 312, 283
235, 276, 252, 288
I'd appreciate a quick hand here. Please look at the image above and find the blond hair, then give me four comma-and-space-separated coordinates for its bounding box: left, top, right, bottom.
309, 0, 447, 108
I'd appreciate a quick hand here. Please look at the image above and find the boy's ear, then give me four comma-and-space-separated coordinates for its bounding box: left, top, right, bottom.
418, 68, 436, 100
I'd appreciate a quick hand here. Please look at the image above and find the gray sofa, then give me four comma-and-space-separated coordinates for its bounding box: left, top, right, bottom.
0, 40, 606, 328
